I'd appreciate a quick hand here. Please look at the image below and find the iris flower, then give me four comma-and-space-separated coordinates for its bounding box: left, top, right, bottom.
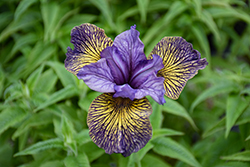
65, 23, 208, 157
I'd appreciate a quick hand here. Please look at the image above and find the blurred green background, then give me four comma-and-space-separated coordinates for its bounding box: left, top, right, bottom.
0, 0, 250, 166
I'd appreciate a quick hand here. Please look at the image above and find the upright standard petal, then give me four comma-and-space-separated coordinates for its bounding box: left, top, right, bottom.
130, 54, 166, 104
88, 93, 152, 157
77, 58, 115, 93
101, 46, 129, 85
149, 37, 208, 100
65, 23, 113, 75
113, 25, 147, 72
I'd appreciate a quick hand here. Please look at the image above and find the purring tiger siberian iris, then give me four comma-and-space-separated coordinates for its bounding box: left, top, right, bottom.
65, 23, 208, 157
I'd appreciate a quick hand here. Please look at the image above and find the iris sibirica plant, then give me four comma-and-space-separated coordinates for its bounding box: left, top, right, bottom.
65, 23, 208, 157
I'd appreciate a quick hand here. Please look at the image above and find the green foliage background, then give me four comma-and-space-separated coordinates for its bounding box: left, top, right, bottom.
0, 0, 250, 166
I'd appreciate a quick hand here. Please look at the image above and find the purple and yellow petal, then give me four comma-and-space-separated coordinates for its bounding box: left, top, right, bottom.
77, 58, 115, 93
149, 37, 208, 100
87, 93, 152, 157
65, 23, 113, 75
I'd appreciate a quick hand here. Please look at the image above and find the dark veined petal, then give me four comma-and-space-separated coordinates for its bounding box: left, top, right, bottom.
77, 58, 115, 93
149, 37, 208, 100
65, 23, 113, 75
113, 25, 146, 71
87, 93, 152, 157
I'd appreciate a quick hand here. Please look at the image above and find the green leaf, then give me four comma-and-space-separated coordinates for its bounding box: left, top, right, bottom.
214, 162, 250, 167
23, 41, 56, 77
221, 150, 250, 161
0, 107, 27, 135
40, 160, 64, 167
152, 137, 201, 167
190, 82, 239, 112
163, 97, 198, 130
136, 0, 149, 23
34, 85, 78, 112
207, 7, 250, 24
64, 152, 90, 167
41, 2, 60, 42
141, 154, 171, 167
225, 94, 250, 138
26, 64, 44, 93
202, 118, 225, 138
35, 69, 58, 93
0, 12, 38, 42
149, 99, 163, 129
14, 138, 64, 156
191, 24, 211, 68
200, 9, 220, 41
127, 142, 154, 167
46, 61, 77, 87
152, 128, 184, 139
89, 0, 115, 30
14, 0, 38, 21
8, 33, 38, 63
12, 110, 53, 139
142, 1, 187, 45
75, 129, 91, 146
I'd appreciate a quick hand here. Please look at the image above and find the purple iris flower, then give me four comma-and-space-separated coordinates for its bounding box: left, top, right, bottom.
65, 23, 208, 157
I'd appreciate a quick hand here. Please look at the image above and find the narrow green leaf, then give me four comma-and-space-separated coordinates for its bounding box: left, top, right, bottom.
75, 129, 91, 146
152, 128, 184, 139
64, 152, 90, 167
127, 142, 154, 167
14, 138, 64, 156
142, 1, 187, 45
163, 97, 198, 130
214, 161, 250, 167
221, 150, 250, 161
34, 85, 78, 112
226, 94, 250, 138
41, 2, 60, 41
149, 99, 163, 129
14, 0, 38, 21
26, 64, 44, 93
141, 154, 171, 167
152, 137, 201, 167
35, 69, 58, 93
200, 9, 220, 41
245, 134, 250, 141
0, 107, 27, 135
89, 0, 115, 29
12, 110, 53, 139
8, 33, 38, 63
46, 61, 77, 87
202, 118, 225, 138
190, 82, 239, 112
0, 12, 38, 42
40, 160, 64, 167
23, 41, 56, 77
207, 7, 250, 24
191, 24, 211, 68
136, 0, 149, 23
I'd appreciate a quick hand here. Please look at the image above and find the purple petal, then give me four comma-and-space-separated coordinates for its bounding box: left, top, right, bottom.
101, 46, 129, 85
77, 58, 115, 93
87, 93, 152, 157
149, 37, 208, 100
135, 74, 166, 105
113, 26, 146, 72
65, 23, 113, 75
113, 84, 136, 101
130, 54, 164, 88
